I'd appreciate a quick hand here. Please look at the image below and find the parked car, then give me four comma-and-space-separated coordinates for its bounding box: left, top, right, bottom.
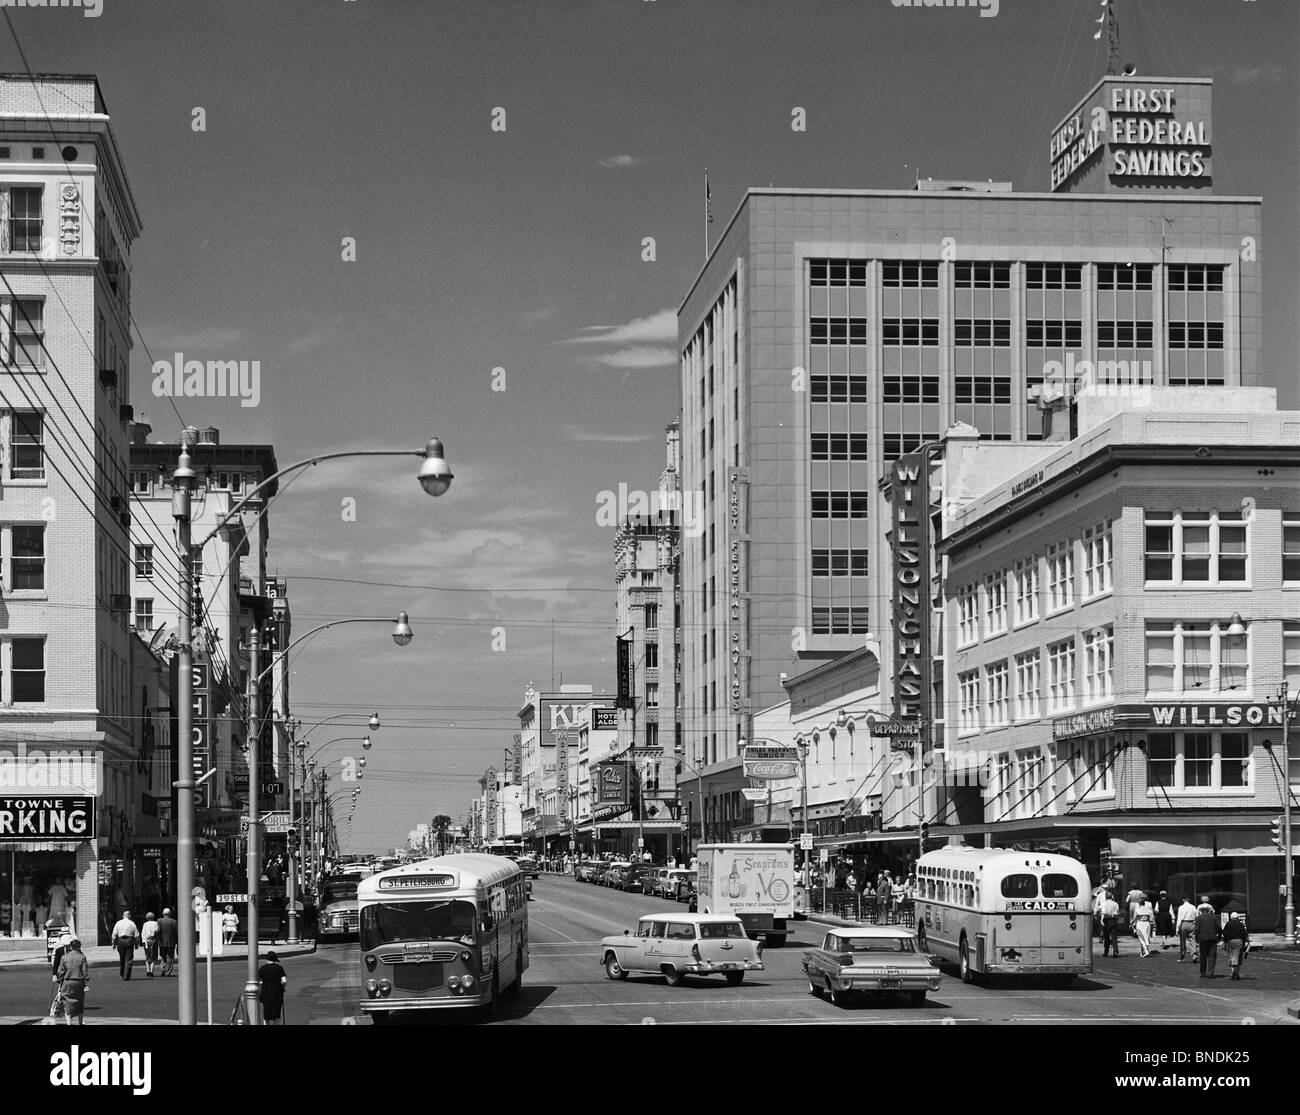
317, 876, 361, 941
602, 861, 632, 887
642, 868, 670, 896
674, 873, 698, 904
600, 913, 764, 986
622, 863, 661, 893
802, 925, 941, 1008
576, 860, 600, 883
658, 869, 693, 899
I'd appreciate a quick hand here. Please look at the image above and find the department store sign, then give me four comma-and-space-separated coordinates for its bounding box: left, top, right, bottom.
0, 745, 102, 796
1148, 703, 1291, 729
1052, 708, 1115, 741
890, 452, 933, 724
0, 797, 95, 840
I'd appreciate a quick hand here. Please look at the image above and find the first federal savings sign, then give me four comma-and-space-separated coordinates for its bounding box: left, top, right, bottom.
0, 797, 95, 840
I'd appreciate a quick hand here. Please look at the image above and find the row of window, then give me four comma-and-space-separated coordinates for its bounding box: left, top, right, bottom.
808, 260, 1222, 292
811, 606, 870, 635
958, 629, 1114, 732
811, 549, 869, 577
956, 524, 1112, 646
811, 491, 870, 519
130, 469, 250, 495
812, 316, 1219, 350
812, 432, 940, 461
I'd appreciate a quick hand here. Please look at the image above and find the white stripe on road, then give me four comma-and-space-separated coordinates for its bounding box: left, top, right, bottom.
527, 917, 578, 943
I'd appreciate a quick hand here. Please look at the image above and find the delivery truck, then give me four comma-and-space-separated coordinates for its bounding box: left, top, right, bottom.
695, 843, 795, 947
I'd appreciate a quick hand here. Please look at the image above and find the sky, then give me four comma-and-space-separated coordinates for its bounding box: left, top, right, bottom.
13, 0, 1298, 851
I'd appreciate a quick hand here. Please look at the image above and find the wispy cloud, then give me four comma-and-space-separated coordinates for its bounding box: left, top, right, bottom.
286, 330, 332, 355
522, 307, 559, 323
564, 309, 676, 346
597, 154, 648, 169
562, 424, 655, 444
583, 346, 676, 370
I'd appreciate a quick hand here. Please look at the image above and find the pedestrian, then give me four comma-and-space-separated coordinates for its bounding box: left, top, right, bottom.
222, 905, 239, 945
53, 937, 89, 1026
877, 872, 894, 925
1194, 897, 1220, 979
48, 929, 72, 1019
111, 908, 139, 980
1174, 895, 1198, 962
1222, 912, 1249, 980
1125, 886, 1144, 935
1154, 890, 1174, 947
258, 951, 287, 1025
1132, 896, 1155, 957
157, 908, 178, 976
1092, 884, 1108, 939
141, 912, 160, 977
1100, 890, 1122, 957
845, 869, 857, 893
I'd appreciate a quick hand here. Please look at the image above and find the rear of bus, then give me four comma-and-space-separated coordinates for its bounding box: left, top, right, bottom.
987, 858, 1092, 979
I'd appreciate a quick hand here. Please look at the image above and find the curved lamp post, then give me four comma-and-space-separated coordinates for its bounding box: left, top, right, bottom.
172, 438, 450, 1026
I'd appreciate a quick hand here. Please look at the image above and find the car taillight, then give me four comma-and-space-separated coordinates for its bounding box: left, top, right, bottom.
756, 941, 764, 957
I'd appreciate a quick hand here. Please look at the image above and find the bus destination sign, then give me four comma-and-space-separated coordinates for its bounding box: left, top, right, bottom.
1004, 900, 1076, 912
379, 874, 455, 890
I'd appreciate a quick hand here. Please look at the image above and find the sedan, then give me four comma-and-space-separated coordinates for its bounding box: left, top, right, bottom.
641, 868, 670, 896
657, 869, 693, 899
601, 914, 764, 987
802, 926, 941, 1008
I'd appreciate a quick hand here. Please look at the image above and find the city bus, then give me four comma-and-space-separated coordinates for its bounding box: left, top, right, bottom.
356, 854, 528, 1021
914, 846, 1092, 985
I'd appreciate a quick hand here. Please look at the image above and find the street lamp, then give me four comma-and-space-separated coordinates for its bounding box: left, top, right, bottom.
172, 436, 451, 1026
673, 745, 707, 856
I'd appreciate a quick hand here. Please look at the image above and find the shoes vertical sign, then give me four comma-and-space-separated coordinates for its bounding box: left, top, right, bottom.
192, 658, 210, 807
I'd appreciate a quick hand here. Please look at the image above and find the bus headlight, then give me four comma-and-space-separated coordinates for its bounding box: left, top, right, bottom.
364, 955, 377, 971
378, 979, 392, 997
447, 975, 461, 990
365, 979, 378, 996
460, 950, 471, 963
461, 974, 474, 989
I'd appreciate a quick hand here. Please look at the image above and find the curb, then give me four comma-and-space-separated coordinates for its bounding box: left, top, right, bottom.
0, 940, 317, 972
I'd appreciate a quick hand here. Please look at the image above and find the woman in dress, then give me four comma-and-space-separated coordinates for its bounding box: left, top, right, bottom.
1132, 895, 1156, 958
258, 951, 287, 1024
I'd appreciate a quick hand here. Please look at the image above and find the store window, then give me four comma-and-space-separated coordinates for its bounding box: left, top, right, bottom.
1, 851, 77, 938
1147, 731, 1251, 791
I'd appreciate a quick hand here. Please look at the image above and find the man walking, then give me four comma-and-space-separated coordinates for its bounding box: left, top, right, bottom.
1194, 897, 1220, 978
1222, 912, 1249, 980
111, 909, 139, 980
1100, 890, 1122, 957
157, 908, 179, 976
1174, 896, 1198, 961
877, 871, 894, 925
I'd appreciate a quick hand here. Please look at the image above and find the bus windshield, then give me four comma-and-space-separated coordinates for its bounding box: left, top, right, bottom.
360, 900, 478, 950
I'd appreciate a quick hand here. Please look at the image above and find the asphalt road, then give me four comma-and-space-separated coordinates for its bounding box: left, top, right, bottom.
3, 875, 1297, 1025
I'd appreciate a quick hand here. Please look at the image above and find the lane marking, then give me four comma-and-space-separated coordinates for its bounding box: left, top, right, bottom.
527, 917, 578, 943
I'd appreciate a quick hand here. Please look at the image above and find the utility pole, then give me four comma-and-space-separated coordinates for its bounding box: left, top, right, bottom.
171, 447, 197, 1026
242, 630, 262, 1025
1280, 683, 1296, 945
285, 716, 298, 944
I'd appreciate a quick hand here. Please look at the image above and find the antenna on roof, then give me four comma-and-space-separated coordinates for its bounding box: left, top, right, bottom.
1094, 0, 1123, 76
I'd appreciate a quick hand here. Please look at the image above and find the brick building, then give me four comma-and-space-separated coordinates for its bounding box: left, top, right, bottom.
938, 387, 1299, 928
0, 75, 142, 946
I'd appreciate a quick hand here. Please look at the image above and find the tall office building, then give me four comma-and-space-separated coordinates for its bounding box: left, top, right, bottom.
677, 72, 1261, 841
0, 75, 142, 944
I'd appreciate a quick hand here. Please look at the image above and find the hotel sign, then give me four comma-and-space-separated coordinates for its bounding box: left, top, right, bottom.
486, 767, 498, 841
592, 707, 618, 731
0, 797, 95, 841
889, 452, 933, 728
1052, 708, 1116, 741
1149, 703, 1292, 729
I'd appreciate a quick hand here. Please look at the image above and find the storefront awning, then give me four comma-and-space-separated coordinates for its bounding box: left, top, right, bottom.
584, 819, 684, 833
1110, 833, 1214, 859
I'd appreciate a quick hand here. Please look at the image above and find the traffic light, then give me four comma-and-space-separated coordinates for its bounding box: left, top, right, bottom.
920, 822, 930, 841
1271, 816, 1284, 851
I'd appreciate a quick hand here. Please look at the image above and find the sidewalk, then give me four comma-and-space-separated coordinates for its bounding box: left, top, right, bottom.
798, 913, 1299, 950
0, 939, 317, 971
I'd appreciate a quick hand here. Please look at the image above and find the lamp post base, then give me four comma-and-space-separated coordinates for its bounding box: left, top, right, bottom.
243, 980, 261, 1026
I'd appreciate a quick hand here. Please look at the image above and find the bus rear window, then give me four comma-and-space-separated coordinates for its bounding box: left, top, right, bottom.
1001, 874, 1039, 899
1041, 874, 1079, 898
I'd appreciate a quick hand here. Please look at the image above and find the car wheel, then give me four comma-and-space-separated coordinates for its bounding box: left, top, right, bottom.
808, 978, 824, 998
829, 983, 850, 1008
663, 966, 685, 987
959, 938, 974, 984
909, 990, 927, 1006
724, 971, 744, 986
604, 952, 627, 981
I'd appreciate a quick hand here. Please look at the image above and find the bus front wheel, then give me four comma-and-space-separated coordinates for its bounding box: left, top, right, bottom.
959, 938, 974, 984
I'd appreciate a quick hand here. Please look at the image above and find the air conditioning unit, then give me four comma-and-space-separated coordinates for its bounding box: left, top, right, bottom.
98, 367, 117, 389
109, 594, 131, 612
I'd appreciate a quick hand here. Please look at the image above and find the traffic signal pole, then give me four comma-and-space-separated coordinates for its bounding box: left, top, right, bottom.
243, 632, 262, 1025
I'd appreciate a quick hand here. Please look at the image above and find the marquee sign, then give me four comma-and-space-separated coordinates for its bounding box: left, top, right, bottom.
889, 452, 933, 732
728, 468, 750, 719
0, 797, 95, 840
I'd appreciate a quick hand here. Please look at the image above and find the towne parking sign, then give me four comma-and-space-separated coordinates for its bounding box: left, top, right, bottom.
0, 796, 95, 840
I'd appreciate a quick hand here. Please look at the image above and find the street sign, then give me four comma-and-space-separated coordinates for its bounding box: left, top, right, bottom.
800, 833, 814, 851
216, 893, 250, 904
240, 810, 292, 835
819, 848, 829, 865
197, 910, 224, 958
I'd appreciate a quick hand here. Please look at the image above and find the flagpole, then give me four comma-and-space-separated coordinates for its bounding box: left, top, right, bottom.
704, 168, 710, 259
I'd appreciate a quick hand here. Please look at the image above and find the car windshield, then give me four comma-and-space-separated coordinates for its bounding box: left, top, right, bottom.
321, 880, 358, 905
835, 936, 917, 953
359, 900, 478, 950
698, 922, 745, 939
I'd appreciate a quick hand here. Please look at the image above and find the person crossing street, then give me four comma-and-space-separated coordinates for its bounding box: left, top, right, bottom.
111, 909, 139, 980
